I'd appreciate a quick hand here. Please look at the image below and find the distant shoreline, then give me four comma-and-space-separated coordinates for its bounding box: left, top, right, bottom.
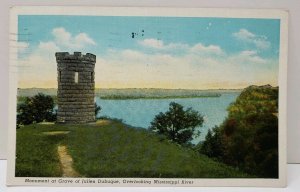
99, 94, 222, 100
18, 94, 222, 102
17, 88, 243, 101
18, 87, 244, 91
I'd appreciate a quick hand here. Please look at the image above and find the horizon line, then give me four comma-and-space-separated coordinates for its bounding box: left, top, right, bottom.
17, 85, 277, 91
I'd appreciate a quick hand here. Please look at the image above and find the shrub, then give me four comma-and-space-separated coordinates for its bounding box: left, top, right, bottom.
149, 102, 204, 145
17, 93, 56, 126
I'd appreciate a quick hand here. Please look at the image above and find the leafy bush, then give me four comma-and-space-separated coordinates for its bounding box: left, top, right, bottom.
17, 93, 56, 126
95, 103, 101, 116
149, 102, 204, 145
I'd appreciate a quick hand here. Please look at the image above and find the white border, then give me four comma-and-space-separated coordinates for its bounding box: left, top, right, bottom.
7, 6, 288, 187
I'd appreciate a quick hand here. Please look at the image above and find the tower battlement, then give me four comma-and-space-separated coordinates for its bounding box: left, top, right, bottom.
55, 52, 96, 62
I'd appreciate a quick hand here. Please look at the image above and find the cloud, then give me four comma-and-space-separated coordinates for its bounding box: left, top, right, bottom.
17, 42, 29, 48
233, 29, 256, 40
138, 38, 164, 49
75, 33, 96, 46
233, 29, 271, 50
18, 30, 277, 89
38, 41, 60, 53
94, 46, 277, 89
138, 38, 189, 51
17, 27, 98, 88
18, 41, 61, 88
190, 43, 224, 56
230, 50, 267, 65
52, 28, 71, 44
138, 39, 224, 56
17, 42, 30, 53
52, 27, 96, 49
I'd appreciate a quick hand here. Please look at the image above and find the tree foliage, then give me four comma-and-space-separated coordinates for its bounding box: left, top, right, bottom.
17, 93, 57, 126
95, 103, 101, 116
199, 126, 224, 160
199, 85, 279, 178
149, 102, 204, 145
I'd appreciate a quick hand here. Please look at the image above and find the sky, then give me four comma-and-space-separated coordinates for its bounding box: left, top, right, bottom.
16, 15, 280, 89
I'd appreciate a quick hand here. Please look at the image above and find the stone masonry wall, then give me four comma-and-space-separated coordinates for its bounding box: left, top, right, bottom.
56, 52, 96, 123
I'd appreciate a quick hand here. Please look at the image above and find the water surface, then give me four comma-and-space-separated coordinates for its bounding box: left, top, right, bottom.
95, 92, 240, 144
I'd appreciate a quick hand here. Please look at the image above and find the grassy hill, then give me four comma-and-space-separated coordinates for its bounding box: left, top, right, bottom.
16, 120, 249, 178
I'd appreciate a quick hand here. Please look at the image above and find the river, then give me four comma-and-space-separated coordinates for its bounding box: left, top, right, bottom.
95, 91, 241, 144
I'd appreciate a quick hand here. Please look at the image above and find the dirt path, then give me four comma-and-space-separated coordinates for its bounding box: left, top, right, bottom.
57, 145, 80, 177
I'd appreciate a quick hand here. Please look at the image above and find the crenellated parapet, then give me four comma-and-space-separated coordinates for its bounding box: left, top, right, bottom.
55, 52, 96, 62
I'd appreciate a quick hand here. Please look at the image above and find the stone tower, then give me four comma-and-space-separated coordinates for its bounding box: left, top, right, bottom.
56, 52, 96, 123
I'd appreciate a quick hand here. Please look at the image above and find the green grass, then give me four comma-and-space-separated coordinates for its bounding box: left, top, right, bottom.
16, 124, 66, 177
16, 120, 250, 178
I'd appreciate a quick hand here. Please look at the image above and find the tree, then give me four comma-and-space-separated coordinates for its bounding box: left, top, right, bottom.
149, 102, 204, 145
17, 93, 56, 126
95, 103, 101, 117
200, 126, 224, 160
199, 85, 279, 178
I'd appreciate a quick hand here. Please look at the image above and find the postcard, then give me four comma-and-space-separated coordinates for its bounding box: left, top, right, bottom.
7, 6, 288, 187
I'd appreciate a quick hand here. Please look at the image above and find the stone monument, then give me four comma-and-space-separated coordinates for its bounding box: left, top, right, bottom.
56, 52, 96, 123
